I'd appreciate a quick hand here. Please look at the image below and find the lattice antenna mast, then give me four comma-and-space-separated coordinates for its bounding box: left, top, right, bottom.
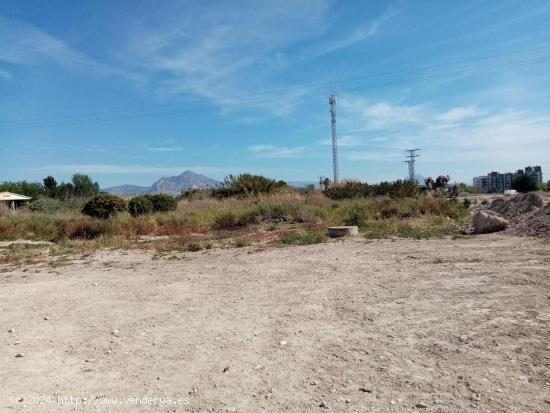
404, 149, 420, 182
329, 94, 339, 183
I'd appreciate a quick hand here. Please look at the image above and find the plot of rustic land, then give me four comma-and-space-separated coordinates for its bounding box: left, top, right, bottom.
1, 235, 549, 412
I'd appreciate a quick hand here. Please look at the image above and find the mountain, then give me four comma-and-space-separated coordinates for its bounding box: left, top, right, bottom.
103, 184, 151, 196
150, 170, 219, 195
104, 170, 219, 196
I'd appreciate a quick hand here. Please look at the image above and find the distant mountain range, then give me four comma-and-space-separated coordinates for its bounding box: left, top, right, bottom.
104, 170, 219, 196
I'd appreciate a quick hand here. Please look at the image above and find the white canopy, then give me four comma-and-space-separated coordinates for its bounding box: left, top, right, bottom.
0, 191, 32, 201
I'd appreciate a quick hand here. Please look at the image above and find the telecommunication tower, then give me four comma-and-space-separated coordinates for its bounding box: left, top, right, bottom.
328, 95, 339, 183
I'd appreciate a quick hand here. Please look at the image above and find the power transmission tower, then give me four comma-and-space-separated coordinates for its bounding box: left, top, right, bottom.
404, 149, 420, 183
328, 94, 339, 183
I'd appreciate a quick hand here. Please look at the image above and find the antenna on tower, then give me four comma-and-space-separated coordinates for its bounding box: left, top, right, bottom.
404, 149, 420, 183
328, 94, 339, 183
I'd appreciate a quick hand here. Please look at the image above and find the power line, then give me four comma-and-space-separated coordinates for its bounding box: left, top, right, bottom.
1, 51, 550, 129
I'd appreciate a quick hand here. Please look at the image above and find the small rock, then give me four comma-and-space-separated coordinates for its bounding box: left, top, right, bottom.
279, 340, 287, 346
15, 353, 24, 358
223, 366, 230, 373
390, 400, 396, 404
43, 317, 49, 320
254, 364, 262, 370
85, 358, 95, 363
8, 328, 14, 333
345, 398, 350, 404
111, 329, 120, 337
415, 402, 428, 408
358, 387, 372, 393
319, 400, 329, 409
92, 282, 98, 286
459, 335, 469, 342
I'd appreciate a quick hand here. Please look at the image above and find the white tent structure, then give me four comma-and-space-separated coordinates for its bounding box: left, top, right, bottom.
0, 192, 31, 209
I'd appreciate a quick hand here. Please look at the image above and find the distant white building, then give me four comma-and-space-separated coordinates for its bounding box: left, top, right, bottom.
473, 166, 543, 193
0, 191, 31, 209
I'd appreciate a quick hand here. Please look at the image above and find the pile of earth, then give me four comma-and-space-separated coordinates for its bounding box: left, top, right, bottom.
475, 193, 550, 238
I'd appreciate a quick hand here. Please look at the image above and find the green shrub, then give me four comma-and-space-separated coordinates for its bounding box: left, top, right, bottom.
280, 232, 326, 245
324, 180, 418, 200
128, 196, 154, 216
148, 194, 177, 212
82, 194, 127, 219
28, 197, 64, 213
214, 174, 286, 198
212, 210, 258, 230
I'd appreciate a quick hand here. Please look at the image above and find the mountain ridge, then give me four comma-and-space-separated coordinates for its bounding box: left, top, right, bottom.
103, 170, 219, 196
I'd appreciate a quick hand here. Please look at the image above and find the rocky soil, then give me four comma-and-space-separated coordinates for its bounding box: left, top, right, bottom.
1, 236, 549, 412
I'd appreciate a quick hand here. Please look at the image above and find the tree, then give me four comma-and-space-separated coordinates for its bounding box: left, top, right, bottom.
511, 175, 537, 193
43, 176, 57, 190
71, 174, 100, 198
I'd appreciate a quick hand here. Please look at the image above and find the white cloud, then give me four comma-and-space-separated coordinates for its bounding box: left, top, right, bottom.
248, 145, 306, 158
147, 146, 183, 152
0, 69, 11, 79
437, 106, 482, 123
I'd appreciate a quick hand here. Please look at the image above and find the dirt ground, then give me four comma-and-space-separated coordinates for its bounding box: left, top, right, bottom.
1, 235, 549, 412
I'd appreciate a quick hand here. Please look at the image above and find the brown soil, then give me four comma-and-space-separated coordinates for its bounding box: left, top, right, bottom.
1, 235, 549, 412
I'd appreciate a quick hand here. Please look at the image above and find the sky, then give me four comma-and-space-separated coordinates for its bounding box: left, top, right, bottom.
1, 0, 550, 188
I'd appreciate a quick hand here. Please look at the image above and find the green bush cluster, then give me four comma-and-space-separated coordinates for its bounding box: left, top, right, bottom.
213, 174, 287, 198
323, 180, 418, 200
128, 194, 177, 216
82, 194, 128, 219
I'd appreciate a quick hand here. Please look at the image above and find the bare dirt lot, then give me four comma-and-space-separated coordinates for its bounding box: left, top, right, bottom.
1, 235, 549, 412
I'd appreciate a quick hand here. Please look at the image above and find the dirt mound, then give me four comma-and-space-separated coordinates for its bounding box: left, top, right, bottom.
487, 193, 544, 218
479, 193, 550, 238
514, 202, 550, 238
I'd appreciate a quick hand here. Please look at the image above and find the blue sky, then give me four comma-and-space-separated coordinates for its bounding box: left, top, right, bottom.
1, 0, 550, 187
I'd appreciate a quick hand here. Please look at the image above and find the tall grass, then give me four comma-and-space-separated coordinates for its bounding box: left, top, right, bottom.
0, 191, 467, 243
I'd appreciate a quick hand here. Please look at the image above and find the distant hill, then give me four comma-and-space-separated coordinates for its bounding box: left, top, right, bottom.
104, 170, 219, 196
150, 170, 219, 195
103, 184, 151, 196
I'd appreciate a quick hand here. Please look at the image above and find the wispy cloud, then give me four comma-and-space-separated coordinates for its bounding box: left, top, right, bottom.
436, 106, 483, 123
248, 144, 306, 158
0, 69, 11, 79
147, 146, 183, 152
34, 164, 226, 175
304, 4, 401, 58
0, 15, 140, 80
117, 1, 331, 114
